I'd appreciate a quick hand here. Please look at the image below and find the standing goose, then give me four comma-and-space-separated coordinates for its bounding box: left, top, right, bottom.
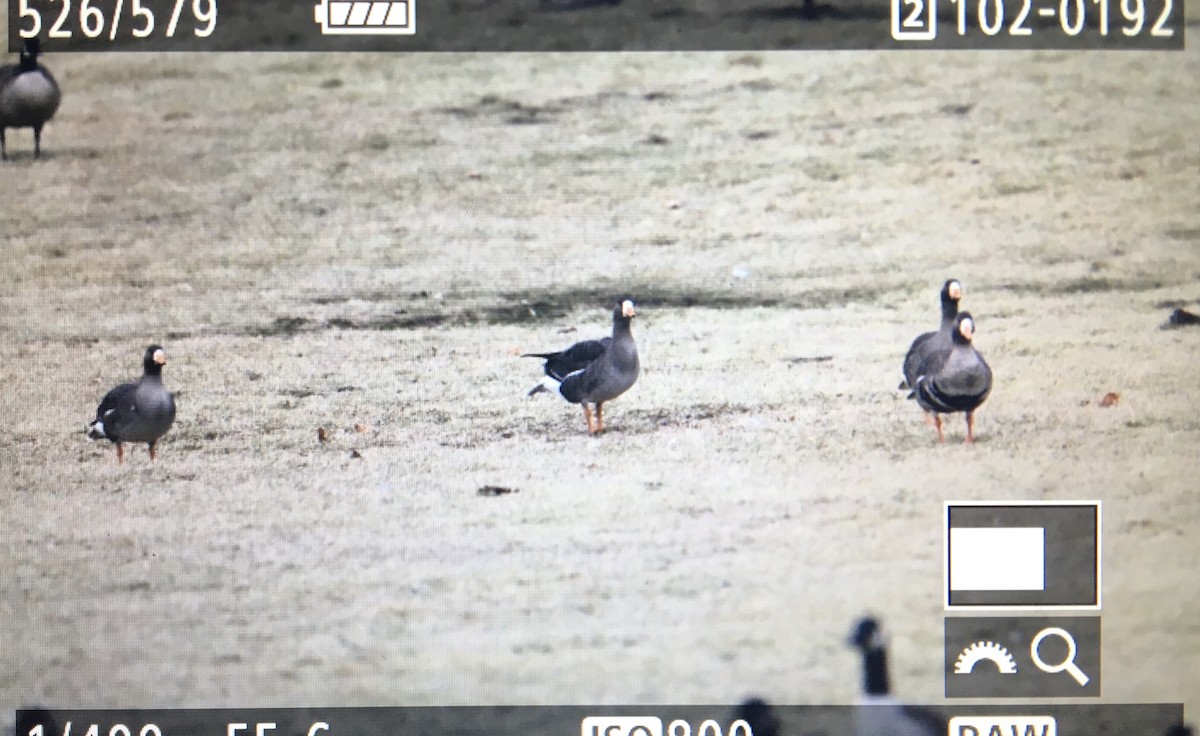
912, 312, 992, 443
86, 345, 177, 463
0, 38, 61, 160
900, 279, 962, 393
849, 617, 945, 736
525, 299, 639, 434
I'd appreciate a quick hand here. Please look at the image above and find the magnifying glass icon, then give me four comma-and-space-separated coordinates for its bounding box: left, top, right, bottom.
1031, 627, 1090, 686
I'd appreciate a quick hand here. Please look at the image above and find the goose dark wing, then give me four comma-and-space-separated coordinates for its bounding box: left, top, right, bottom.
88, 382, 137, 440
901, 330, 935, 389
524, 337, 610, 381
557, 363, 605, 404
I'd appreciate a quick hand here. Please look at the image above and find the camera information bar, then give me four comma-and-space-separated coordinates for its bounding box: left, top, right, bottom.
13, 705, 1186, 736
6, 0, 1184, 51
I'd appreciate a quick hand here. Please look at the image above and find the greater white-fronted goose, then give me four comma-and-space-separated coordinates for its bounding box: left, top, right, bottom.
0, 38, 61, 160
849, 617, 945, 736
525, 299, 639, 434
86, 345, 177, 463
912, 312, 992, 443
900, 279, 962, 392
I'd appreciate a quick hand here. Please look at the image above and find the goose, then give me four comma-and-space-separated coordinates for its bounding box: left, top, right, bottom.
900, 279, 962, 393
525, 299, 639, 434
849, 617, 945, 736
732, 698, 780, 736
912, 312, 992, 443
1165, 726, 1194, 736
86, 345, 177, 463
0, 38, 61, 160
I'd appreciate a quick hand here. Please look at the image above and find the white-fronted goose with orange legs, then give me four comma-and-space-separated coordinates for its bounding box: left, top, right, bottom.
87, 345, 177, 463
0, 38, 61, 160
900, 279, 962, 394
525, 299, 639, 434
912, 312, 992, 443
849, 617, 946, 736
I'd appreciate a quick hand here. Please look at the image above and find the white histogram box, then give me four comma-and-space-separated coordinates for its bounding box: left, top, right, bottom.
945, 501, 1100, 610
950, 527, 1045, 591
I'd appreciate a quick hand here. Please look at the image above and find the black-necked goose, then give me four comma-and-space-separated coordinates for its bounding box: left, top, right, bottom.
525, 299, 639, 434
0, 38, 61, 160
732, 698, 781, 736
86, 345, 177, 463
849, 617, 945, 736
900, 279, 962, 393
912, 312, 992, 443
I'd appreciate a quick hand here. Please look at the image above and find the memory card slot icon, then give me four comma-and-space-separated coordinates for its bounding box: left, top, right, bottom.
314, 1, 416, 35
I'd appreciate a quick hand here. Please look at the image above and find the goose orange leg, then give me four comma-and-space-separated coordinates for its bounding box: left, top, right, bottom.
595, 403, 604, 434
583, 404, 596, 434
965, 413, 976, 444
934, 415, 945, 443
116, 443, 125, 464
149, 441, 158, 461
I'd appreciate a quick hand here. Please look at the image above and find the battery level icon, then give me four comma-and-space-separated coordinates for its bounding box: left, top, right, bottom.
314, 0, 416, 34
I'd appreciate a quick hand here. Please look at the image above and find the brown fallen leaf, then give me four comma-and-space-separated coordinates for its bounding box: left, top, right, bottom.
1100, 392, 1120, 408
317, 427, 329, 443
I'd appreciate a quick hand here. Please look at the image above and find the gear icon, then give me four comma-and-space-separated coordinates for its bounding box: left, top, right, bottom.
954, 641, 1018, 674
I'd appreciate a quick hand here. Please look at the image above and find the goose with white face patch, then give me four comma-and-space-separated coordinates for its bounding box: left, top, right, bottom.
0, 38, 61, 160
912, 311, 993, 443
524, 299, 639, 434
849, 617, 945, 736
87, 345, 177, 463
900, 279, 962, 393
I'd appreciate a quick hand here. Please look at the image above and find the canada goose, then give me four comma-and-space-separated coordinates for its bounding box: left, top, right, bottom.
911, 312, 993, 443
732, 698, 781, 736
86, 345, 177, 463
525, 299, 639, 434
849, 617, 945, 736
0, 38, 61, 160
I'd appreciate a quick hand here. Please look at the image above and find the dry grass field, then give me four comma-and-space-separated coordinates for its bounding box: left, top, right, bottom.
2, 10, 1200, 728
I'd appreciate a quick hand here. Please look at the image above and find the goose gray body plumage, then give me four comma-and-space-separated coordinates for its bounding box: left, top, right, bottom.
0, 38, 61, 160
900, 279, 961, 391
849, 617, 945, 736
912, 312, 992, 443
525, 299, 639, 434
87, 345, 176, 463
